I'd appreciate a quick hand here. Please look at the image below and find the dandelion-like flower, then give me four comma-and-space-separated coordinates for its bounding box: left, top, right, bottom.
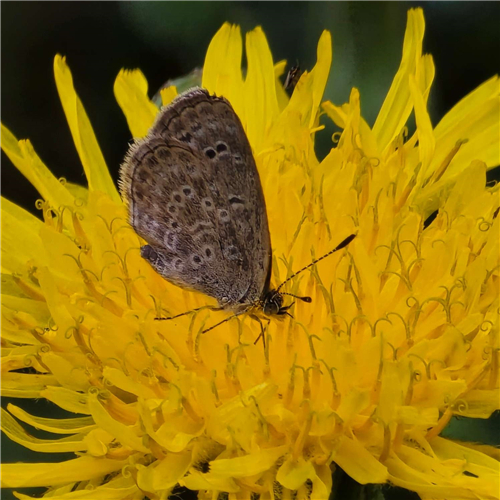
2, 8, 499, 500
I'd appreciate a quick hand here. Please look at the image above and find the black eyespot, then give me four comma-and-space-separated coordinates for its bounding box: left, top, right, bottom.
174, 194, 182, 203
141, 245, 157, 260
183, 187, 192, 196
229, 196, 244, 205
204, 200, 212, 208
205, 148, 216, 159
171, 221, 179, 229
205, 248, 212, 257
168, 204, 177, 213
216, 142, 227, 153
193, 255, 201, 264
219, 210, 228, 218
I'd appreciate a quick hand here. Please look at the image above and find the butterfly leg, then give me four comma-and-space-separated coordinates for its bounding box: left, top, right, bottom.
155, 305, 222, 321
249, 314, 270, 349
201, 310, 248, 334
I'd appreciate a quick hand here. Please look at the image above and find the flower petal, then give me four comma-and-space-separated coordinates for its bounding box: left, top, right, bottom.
276, 457, 316, 490
332, 435, 389, 484
1, 408, 87, 453
1, 124, 75, 208
1, 456, 128, 488
136, 451, 191, 493
432, 76, 500, 176
210, 445, 288, 477
372, 8, 425, 154
244, 27, 280, 152
114, 69, 158, 138
88, 392, 148, 453
53, 55, 119, 202
202, 23, 244, 110
160, 85, 178, 107
7, 403, 95, 435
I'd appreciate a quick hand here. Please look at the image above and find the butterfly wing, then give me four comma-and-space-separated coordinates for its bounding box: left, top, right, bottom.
119, 88, 271, 308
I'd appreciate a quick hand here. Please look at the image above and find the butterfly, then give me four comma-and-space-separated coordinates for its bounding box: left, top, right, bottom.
119, 88, 355, 333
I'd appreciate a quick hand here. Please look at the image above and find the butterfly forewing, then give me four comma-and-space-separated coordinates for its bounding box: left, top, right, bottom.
119, 88, 272, 310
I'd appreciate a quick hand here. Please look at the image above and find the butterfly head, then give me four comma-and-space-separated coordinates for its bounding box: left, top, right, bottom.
261, 289, 312, 317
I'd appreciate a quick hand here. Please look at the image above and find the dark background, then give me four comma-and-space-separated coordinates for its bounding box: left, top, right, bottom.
1, 2, 499, 500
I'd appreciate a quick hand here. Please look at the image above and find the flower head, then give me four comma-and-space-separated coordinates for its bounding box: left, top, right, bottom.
2, 8, 499, 500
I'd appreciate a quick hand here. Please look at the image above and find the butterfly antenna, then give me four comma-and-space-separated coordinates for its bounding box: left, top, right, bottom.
276, 233, 356, 292
281, 292, 312, 303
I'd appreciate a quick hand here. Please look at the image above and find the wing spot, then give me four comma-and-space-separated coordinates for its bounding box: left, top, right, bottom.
172, 192, 184, 204
203, 198, 214, 210
216, 142, 228, 153
190, 254, 203, 268
229, 196, 245, 205
201, 245, 215, 261
218, 209, 230, 222
179, 132, 192, 142
205, 148, 216, 159
182, 186, 193, 197
168, 204, 177, 214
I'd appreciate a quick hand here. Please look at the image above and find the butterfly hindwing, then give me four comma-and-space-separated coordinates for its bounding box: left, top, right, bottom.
119, 88, 272, 308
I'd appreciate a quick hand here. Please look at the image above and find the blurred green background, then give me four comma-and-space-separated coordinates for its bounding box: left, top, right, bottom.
1, 2, 499, 500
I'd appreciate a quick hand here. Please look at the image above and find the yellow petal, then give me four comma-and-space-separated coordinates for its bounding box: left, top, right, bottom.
53, 55, 119, 202
332, 435, 388, 484
2, 455, 128, 488
16, 485, 140, 500
180, 470, 240, 493
372, 8, 425, 153
7, 403, 95, 434
409, 74, 435, 176
307, 30, 332, 129
210, 446, 288, 477
1, 408, 87, 453
460, 390, 500, 418
1, 198, 48, 273
202, 23, 244, 110
276, 457, 315, 490
40, 386, 91, 415
138, 398, 203, 453
244, 27, 279, 152
136, 451, 191, 492
432, 76, 500, 176
114, 69, 158, 138
430, 436, 500, 471
83, 428, 115, 457
1, 124, 75, 208
160, 85, 178, 107
2, 372, 59, 398
274, 60, 289, 112
88, 392, 148, 453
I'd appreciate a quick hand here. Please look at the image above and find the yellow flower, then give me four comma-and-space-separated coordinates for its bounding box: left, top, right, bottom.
1, 8, 499, 500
